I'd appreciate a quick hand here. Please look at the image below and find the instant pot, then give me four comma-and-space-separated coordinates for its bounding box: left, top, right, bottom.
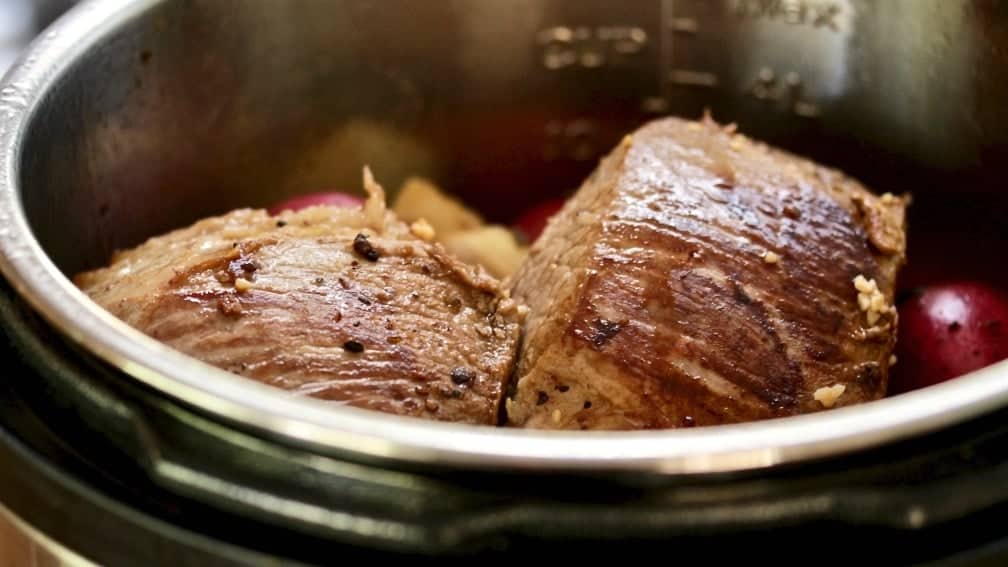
2, 0, 1008, 564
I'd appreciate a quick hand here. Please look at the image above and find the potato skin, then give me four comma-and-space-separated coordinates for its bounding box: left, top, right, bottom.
268, 192, 364, 215
892, 282, 1008, 393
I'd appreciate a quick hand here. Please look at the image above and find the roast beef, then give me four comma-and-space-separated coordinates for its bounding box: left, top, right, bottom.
75, 170, 522, 425
506, 116, 908, 430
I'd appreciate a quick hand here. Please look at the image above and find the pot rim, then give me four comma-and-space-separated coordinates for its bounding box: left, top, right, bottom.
2, 0, 1007, 475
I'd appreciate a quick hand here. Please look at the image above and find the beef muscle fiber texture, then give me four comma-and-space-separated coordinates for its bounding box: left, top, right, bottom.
506, 116, 908, 430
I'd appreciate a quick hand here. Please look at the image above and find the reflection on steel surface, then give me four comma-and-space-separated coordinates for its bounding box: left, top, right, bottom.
0, 0, 74, 74
0, 503, 95, 567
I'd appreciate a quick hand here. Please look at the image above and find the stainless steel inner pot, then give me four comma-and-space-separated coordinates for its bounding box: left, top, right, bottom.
1, 0, 1007, 475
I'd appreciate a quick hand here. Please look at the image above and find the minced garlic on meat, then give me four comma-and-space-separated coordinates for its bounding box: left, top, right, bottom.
361, 166, 387, 232
409, 218, 436, 241
853, 274, 889, 326
814, 384, 846, 408
763, 251, 780, 264
552, 409, 562, 423
496, 297, 517, 315
890, 354, 898, 366
234, 277, 253, 293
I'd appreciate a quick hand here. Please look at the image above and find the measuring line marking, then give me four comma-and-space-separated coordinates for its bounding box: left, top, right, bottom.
669, 69, 720, 88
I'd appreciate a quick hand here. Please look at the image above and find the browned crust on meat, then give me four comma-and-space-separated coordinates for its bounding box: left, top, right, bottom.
76, 201, 521, 426
507, 116, 908, 429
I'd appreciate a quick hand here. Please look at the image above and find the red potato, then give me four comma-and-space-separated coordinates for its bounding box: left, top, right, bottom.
512, 198, 566, 243
891, 282, 1008, 393
268, 192, 364, 215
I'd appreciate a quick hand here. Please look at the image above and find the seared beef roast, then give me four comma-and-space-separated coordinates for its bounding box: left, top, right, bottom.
75, 170, 522, 425
506, 116, 908, 429
76, 115, 910, 430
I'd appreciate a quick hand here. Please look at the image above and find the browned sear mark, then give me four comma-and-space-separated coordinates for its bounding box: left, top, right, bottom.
586, 317, 625, 348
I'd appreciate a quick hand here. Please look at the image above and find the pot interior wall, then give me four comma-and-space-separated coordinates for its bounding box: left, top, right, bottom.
15, 0, 1008, 282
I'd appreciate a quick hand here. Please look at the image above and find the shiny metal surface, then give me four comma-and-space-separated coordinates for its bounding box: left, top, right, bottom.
0, 0, 1007, 474
0, 0, 74, 73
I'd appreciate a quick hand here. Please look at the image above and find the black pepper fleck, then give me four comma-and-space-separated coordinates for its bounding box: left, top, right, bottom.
733, 285, 753, 305
856, 362, 882, 388
445, 296, 463, 312
338, 277, 349, 289
343, 340, 364, 353
949, 321, 962, 332
276, 220, 287, 227
238, 258, 259, 273
536, 391, 549, 405
227, 255, 260, 282
451, 367, 475, 385
583, 401, 592, 409
353, 233, 380, 261
313, 277, 325, 285
557, 384, 570, 392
